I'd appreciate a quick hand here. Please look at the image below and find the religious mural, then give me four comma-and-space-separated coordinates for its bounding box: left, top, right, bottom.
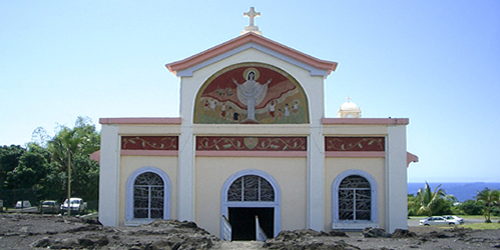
194, 63, 309, 124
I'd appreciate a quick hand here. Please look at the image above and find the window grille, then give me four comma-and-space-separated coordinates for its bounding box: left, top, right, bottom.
134, 172, 164, 219
338, 175, 371, 220
228, 175, 274, 202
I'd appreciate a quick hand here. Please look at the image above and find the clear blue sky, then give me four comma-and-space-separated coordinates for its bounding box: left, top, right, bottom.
1, 1, 499, 183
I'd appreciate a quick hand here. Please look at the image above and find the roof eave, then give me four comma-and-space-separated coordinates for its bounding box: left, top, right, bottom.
166, 32, 337, 76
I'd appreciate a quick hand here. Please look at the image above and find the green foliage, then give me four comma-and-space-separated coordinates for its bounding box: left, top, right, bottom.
407, 194, 420, 216
37, 162, 67, 201
491, 206, 500, 217
416, 182, 446, 216
0, 116, 100, 207
431, 194, 456, 215
47, 116, 100, 210
0, 145, 26, 189
5, 144, 50, 189
476, 188, 500, 223
71, 154, 99, 202
408, 182, 460, 216
452, 200, 484, 215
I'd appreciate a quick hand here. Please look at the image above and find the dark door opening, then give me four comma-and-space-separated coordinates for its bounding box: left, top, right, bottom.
228, 207, 274, 241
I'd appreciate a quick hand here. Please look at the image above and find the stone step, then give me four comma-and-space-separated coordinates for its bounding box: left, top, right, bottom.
216, 240, 265, 250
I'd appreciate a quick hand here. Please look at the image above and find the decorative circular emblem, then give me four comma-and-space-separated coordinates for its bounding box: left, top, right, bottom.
244, 137, 258, 149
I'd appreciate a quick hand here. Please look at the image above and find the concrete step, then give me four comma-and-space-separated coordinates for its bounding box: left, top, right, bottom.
216, 240, 265, 250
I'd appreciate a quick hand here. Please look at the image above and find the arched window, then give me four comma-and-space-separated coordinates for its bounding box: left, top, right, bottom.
134, 172, 164, 219
228, 175, 275, 202
332, 170, 378, 229
126, 167, 171, 225
338, 175, 371, 221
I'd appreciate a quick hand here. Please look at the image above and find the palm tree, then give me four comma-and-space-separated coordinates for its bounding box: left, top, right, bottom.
48, 127, 84, 215
416, 182, 446, 216
476, 188, 500, 223
47, 117, 100, 215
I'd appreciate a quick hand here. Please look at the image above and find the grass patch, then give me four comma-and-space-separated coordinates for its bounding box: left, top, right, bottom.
459, 215, 500, 220
460, 223, 500, 230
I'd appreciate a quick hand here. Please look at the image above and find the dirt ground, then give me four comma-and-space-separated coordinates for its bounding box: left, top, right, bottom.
0, 213, 499, 250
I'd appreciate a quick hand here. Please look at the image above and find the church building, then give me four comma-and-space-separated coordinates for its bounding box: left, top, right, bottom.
98, 8, 418, 240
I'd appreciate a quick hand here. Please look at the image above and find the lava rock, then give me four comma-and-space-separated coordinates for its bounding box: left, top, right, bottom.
362, 227, 391, 238
391, 229, 416, 238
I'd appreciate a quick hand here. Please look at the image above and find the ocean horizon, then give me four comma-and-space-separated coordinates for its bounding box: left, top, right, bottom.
408, 182, 500, 202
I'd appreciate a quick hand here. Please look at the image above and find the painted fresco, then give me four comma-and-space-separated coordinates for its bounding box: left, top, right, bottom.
325, 137, 385, 151
194, 63, 309, 124
121, 136, 178, 150
196, 136, 307, 151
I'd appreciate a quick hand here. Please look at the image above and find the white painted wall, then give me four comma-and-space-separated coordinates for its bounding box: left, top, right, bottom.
386, 125, 408, 233
99, 124, 120, 226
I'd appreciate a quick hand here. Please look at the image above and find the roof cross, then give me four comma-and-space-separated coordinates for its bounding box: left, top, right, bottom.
244, 7, 260, 27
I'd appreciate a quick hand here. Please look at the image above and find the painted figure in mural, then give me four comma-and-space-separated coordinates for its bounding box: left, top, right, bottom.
227, 107, 233, 121
220, 102, 227, 118
233, 112, 240, 121
284, 104, 290, 117
232, 69, 272, 121
292, 101, 299, 115
209, 99, 216, 111
268, 100, 276, 118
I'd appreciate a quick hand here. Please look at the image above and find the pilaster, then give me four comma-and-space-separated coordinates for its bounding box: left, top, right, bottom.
177, 124, 195, 221
386, 125, 408, 232
98, 124, 120, 226
307, 125, 325, 231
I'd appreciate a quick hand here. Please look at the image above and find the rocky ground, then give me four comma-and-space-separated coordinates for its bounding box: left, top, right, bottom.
0, 213, 499, 249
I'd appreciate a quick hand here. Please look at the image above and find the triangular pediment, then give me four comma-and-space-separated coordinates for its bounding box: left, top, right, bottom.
166, 32, 337, 77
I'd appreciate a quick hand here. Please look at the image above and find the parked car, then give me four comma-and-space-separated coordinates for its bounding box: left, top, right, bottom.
39, 200, 60, 214
15, 200, 31, 209
443, 215, 464, 224
419, 216, 460, 226
60, 198, 87, 215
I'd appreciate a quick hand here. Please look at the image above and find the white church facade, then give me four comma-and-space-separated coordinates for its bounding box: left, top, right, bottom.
98, 9, 417, 240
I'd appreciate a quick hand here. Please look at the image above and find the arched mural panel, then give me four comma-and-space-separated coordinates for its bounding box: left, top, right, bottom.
194, 62, 309, 124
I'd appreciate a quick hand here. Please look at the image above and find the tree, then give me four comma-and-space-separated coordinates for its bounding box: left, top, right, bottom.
0, 145, 26, 189
0, 117, 99, 210
38, 161, 67, 201
407, 194, 420, 216
31, 127, 51, 148
47, 117, 100, 215
5, 144, 50, 190
476, 188, 500, 223
71, 154, 99, 202
416, 182, 446, 216
452, 199, 483, 215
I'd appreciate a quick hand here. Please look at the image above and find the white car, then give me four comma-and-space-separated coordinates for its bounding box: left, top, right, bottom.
419, 216, 460, 226
443, 215, 464, 224
15, 200, 31, 209
60, 198, 87, 215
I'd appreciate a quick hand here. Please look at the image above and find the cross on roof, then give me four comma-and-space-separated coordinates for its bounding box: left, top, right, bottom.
244, 7, 260, 27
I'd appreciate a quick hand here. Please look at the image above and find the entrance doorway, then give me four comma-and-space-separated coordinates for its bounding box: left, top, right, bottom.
221, 170, 281, 240
229, 207, 274, 241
